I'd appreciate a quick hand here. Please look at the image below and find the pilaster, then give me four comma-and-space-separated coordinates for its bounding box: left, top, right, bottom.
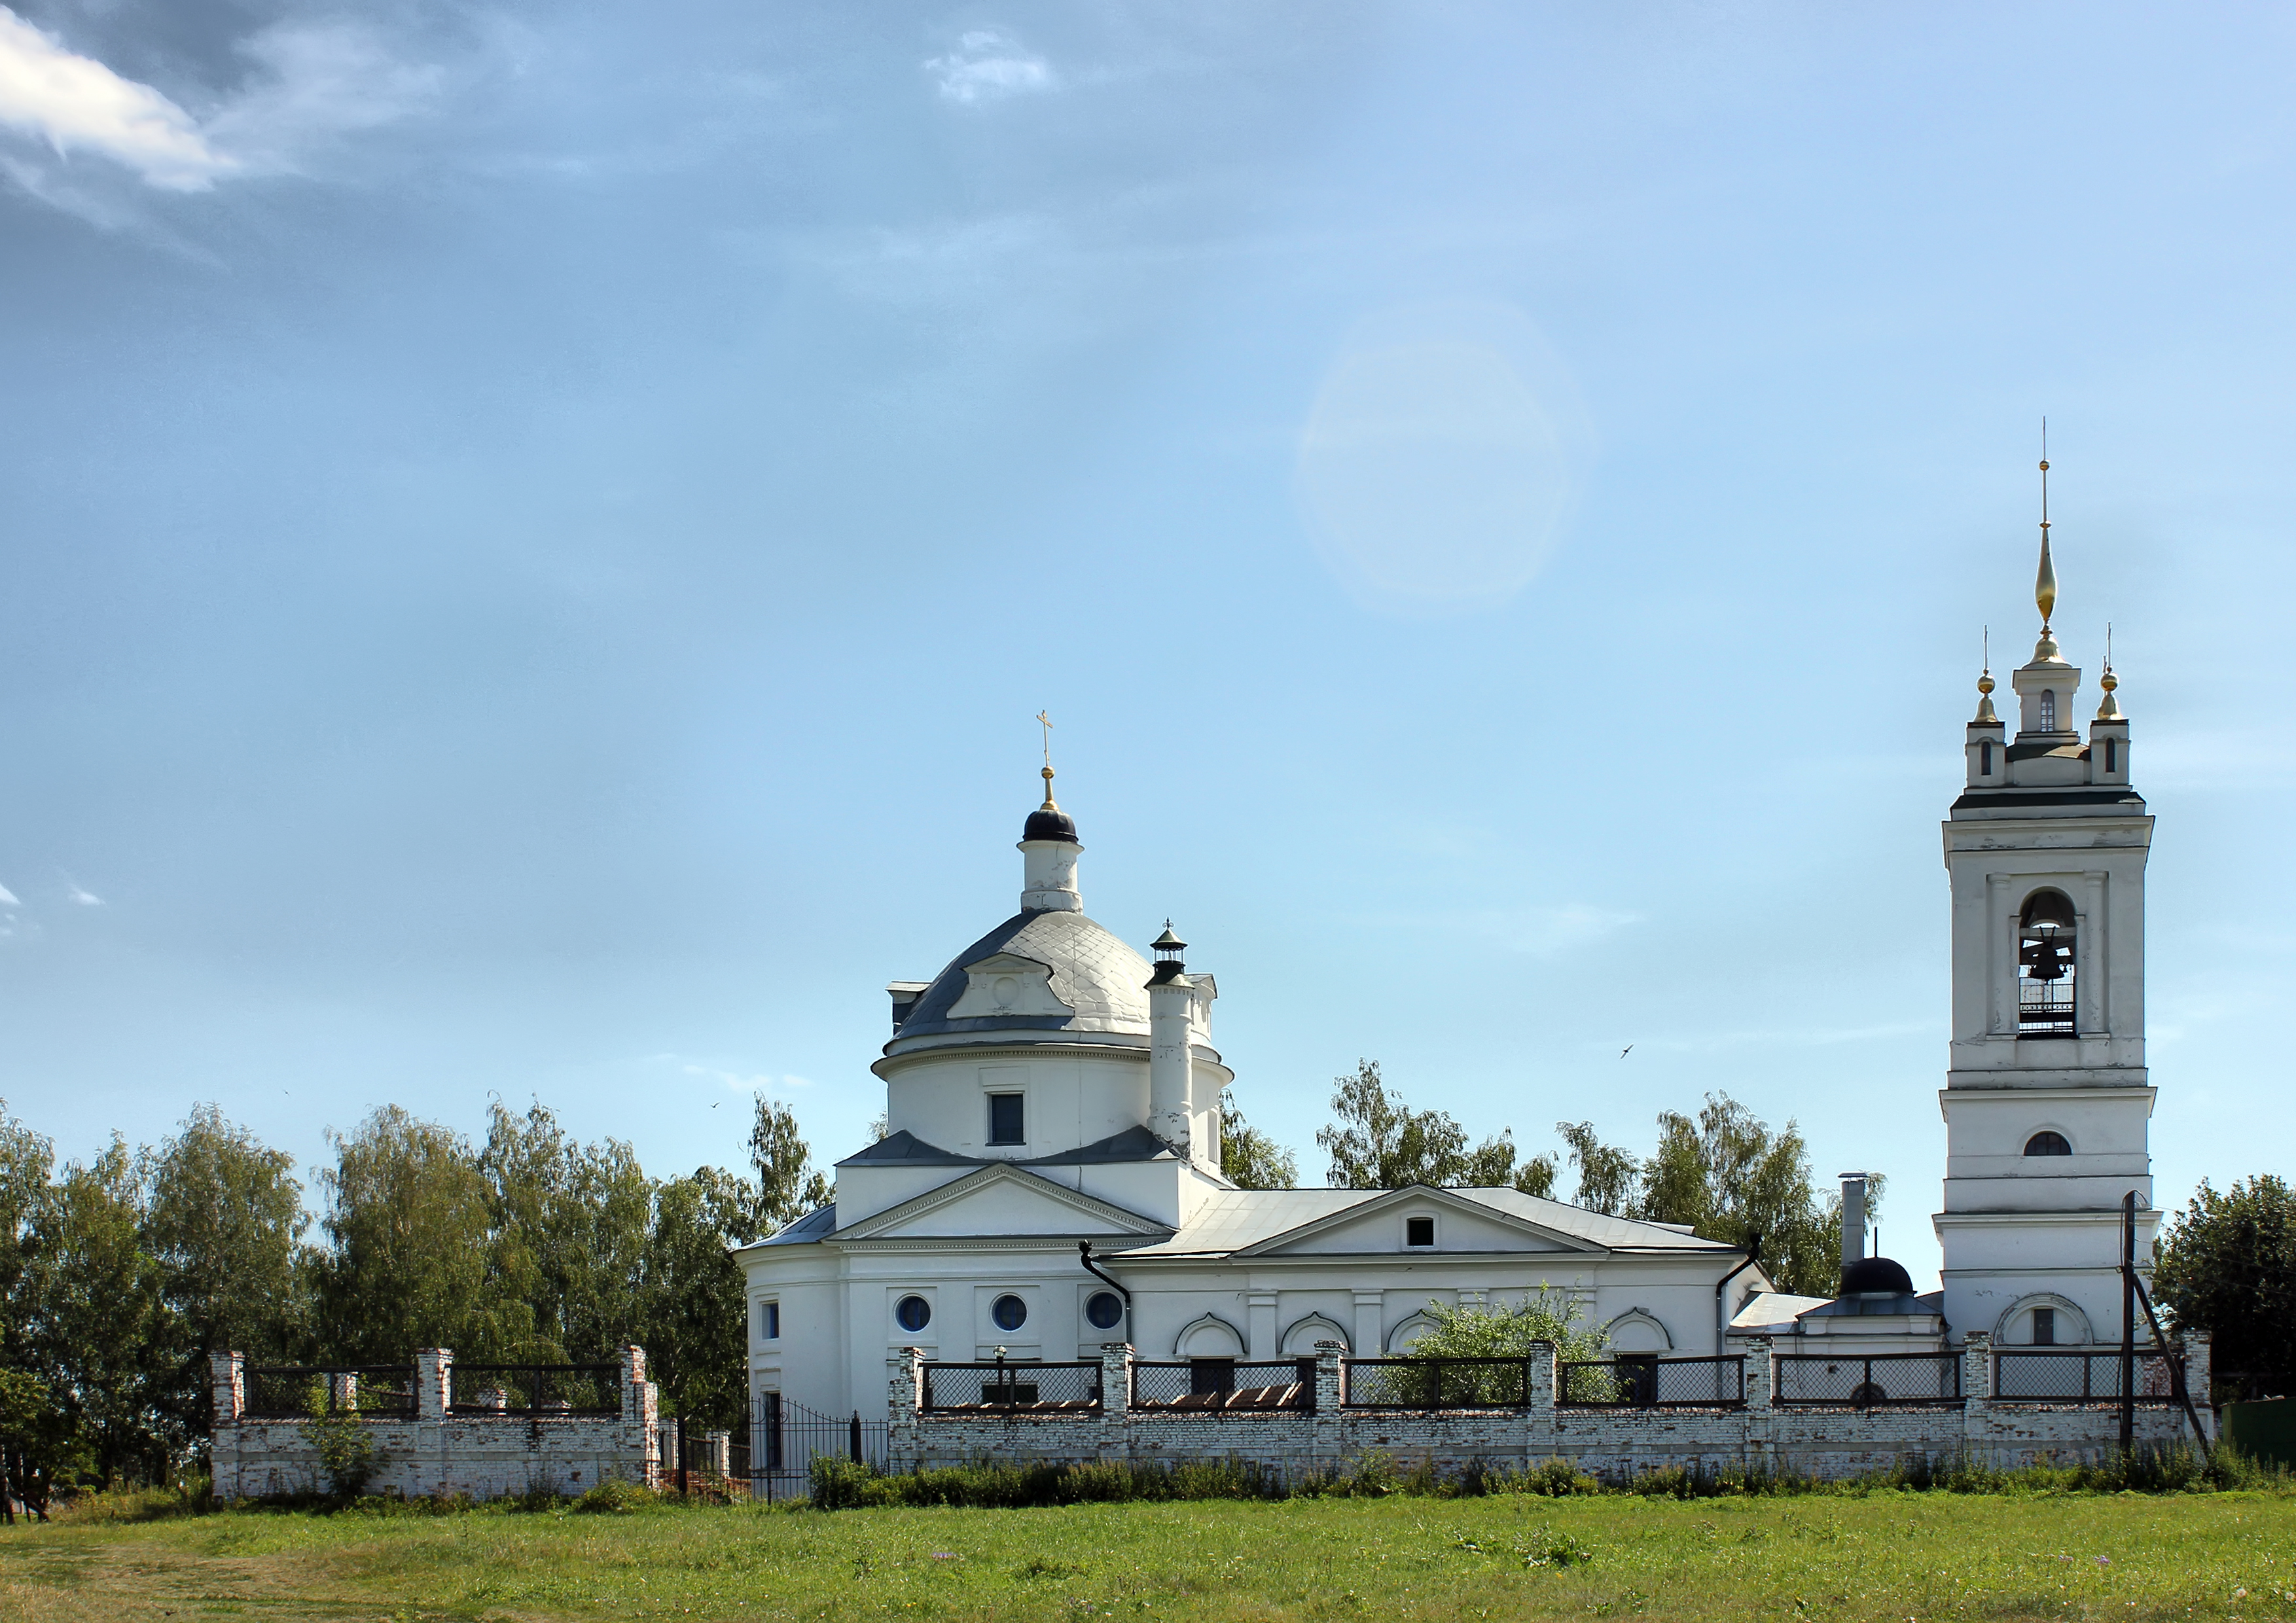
1247, 1292, 1278, 1359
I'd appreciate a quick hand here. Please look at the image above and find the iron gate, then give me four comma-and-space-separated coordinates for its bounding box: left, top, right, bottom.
741, 1395, 888, 1501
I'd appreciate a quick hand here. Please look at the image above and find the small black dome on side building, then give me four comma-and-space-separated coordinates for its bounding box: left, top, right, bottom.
1024, 804, 1078, 843
1840, 1255, 1916, 1296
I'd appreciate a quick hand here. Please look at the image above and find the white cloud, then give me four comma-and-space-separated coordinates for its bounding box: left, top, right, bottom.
925, 30, 1052, 105
205, 20, 441, 173
61, 874, 101, 906
0, 880, 16, 906
674, 1060, 814, 1094
0, 8, 437, 216
0, 6, 235, 189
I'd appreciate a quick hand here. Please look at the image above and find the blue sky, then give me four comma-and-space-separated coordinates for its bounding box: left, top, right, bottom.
4, 2, 2292, 1287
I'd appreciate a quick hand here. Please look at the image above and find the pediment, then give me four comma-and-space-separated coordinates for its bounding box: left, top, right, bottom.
832, 1162, 1170, 1243
944, 953, 1073, 1019
1235, 1185, 1604, 1258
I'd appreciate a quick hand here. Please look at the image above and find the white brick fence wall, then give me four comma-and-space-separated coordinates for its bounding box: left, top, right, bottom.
209, 1347, 660, 1501
888, 1335, 2212, 1484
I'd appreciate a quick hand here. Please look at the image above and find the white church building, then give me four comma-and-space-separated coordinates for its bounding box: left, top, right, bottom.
734, 526, 2159, 1424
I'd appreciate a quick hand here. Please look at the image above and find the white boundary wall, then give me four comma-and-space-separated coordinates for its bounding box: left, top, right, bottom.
209, 1347, 661, 1501
889, 1335, 2209, 1483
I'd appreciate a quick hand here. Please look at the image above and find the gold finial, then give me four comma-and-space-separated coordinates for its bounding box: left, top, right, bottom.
1036, 709, 1058, 810
2097, 622, 2122, 719
2035, 423, 2058, 635
1975, 627, 1997, 722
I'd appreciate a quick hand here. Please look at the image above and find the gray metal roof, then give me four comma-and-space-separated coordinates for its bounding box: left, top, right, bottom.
1121, 1186, 1735, 1260
833, 1126, 1177, 1171
888, 908, 1153, 1047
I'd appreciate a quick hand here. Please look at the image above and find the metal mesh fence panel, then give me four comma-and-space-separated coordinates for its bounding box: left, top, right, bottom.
1129, 1359, 1316, 1412
448, 1364, 621, 1416
1341, 1357, 1531, 1409
1993, 1349, 2180, 1402
243, 1366, 415, 1418
918, 1361, 1102, 1412
1558, 1356, 1745, 1408
1774, 1352, 1963, 1406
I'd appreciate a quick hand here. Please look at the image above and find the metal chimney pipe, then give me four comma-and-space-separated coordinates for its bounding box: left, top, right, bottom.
1840, 1175, 1868, 1270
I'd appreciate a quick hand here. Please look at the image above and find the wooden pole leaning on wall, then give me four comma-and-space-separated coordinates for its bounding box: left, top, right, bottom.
2120, 1191, 2138, 1454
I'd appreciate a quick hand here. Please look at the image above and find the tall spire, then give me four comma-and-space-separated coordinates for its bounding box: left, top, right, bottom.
1037, 709, 1058, 812
2034, 425, 2060, 660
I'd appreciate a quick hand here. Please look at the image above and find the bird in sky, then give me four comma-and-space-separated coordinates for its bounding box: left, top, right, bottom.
1620, 1045, 1633, 1058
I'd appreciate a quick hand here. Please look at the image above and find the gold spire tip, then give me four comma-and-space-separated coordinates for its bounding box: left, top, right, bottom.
1035, 710, 1058, 808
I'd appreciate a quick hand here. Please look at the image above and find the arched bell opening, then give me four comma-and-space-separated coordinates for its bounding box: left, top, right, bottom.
2017, 889, 2077, 1037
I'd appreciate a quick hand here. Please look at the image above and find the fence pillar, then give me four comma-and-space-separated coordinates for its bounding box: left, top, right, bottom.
1745, 1342, 1774, 1410
1098, 1342, 1133, 1459
1526, 1340, 1557, 1410
414, 1349, 450, 1421
1313, 1342, 1346, 1467
891, 1348, 922, 1423
1960, 1332, 1992, 1454
210, 1350, 245, 1425
703, 1429, 731, 1478
2183, 1332, 2215, 1440
208, 1351, 245, 1502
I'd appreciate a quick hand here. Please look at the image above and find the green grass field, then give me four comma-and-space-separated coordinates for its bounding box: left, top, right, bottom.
4, 1491, 2293, 1623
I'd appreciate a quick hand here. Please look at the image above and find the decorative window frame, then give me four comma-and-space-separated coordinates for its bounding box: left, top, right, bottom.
1280, 1313, 1350, 1356
1993, 1292, 2093, 1346
1386, 1311, 1439, 1354
1601, 1307, 1674, 1352
1172, 1313, 1246, 1359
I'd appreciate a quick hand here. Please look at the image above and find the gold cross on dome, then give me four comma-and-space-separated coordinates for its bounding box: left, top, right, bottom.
1037, 710, 1054, 772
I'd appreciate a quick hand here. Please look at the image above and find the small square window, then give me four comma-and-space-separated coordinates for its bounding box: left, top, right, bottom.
1405, 1216, 1435, 1248
762, 1300, 780, 1341
988, 1093, 1025, 1145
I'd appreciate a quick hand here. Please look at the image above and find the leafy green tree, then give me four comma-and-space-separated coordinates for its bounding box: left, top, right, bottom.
315, 1107, 535, 1364
478, 1099, 654, 1366
1217, 1088, 1297, 1189
1556, 1121, 1640, 1215
0, 1369, 87, 1520
1374, 1291, 1605, 1404
0, 1103, 54, 1370
749, 1098, 832, 1234
2154, 1175, 2296, 1377
141, 1106, 312, 1447
1317, 1061, 1554, 1192
1635, 1094, 1858, 1298
20, 1138, 173, 1485
1407, 1290, 1608, 1364
641, 1167, 760, 1428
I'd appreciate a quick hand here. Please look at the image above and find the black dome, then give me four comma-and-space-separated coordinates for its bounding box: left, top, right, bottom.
1840, 1255, 1916, 1296
1024, 806, 1078, 843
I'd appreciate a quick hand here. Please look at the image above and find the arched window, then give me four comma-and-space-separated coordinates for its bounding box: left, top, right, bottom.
2017, 889, 2077, 1037
2040, 690, 2056, 730
2023, 1130, 2073, 1156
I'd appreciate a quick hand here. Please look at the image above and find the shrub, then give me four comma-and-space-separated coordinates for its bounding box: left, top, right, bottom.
575, 1478, 657, 1515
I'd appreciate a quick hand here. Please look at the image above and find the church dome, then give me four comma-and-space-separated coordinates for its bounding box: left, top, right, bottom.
1840, 1255, 1916, 1297
886, 908, 1153, 1051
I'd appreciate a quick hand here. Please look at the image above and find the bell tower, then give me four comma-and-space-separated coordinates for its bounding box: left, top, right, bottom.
1934, 459, 2156, 1349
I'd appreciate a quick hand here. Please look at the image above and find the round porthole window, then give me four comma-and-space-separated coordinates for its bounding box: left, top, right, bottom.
991, 1293, 1028, 1332
1085, 1291, 1123, 1330
895, 1294, 931, 1332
